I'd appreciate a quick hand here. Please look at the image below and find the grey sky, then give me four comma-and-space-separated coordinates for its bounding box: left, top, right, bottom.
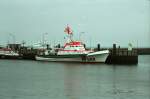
0, 0, 150, 47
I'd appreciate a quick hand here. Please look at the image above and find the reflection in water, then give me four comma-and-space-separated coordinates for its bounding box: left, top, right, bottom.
64, 64, 84, 99
63, 63, 115, 98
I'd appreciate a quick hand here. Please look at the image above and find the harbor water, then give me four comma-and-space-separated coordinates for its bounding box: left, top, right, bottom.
0, 55, 150, 99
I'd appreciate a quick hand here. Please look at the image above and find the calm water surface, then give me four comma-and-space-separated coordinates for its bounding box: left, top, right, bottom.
0, 55, 150, 99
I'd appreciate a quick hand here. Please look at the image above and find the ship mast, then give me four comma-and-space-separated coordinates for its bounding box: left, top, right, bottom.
64, 25, 73, 42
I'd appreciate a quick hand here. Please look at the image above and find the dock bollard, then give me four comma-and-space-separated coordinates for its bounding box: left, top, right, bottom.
113, 44, 116, 56
46, 44, 49, 49
97, 44, 100, 51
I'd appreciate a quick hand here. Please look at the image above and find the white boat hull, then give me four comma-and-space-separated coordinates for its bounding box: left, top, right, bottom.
36, 50, 109, 63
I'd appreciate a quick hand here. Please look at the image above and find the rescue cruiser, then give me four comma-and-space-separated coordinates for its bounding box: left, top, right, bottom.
35, 25, 109, 63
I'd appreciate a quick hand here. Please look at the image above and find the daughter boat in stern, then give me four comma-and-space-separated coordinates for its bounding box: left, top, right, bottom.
35, 25, 109, 63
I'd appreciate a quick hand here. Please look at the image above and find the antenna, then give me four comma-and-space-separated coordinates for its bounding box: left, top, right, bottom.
9, 33, 16, 44
90, 36, 92, 49
79, 32, 85, 42
42, 33, 48, 49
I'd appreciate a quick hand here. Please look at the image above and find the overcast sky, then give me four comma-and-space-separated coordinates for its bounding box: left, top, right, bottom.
0, 0, 150, 47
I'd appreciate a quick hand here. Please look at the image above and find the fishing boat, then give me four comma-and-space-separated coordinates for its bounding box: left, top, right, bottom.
35, 25, 109, 63
0, 48, 19, 59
